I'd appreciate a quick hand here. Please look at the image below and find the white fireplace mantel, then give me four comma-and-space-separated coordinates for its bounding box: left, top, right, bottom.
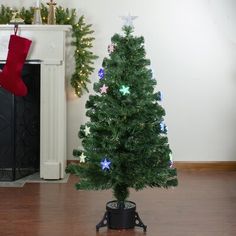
0, 25, 71, 179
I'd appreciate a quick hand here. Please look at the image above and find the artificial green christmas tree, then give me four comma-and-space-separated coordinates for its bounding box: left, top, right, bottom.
67, 16, 178, 231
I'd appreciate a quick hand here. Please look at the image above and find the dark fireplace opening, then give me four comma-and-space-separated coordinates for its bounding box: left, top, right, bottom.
0, 63, 40, 181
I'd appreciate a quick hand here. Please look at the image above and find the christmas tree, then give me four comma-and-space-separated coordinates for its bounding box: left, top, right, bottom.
67, 17, 178, 207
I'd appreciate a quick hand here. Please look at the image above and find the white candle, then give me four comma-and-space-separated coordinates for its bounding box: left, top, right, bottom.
36, 0, 40, 8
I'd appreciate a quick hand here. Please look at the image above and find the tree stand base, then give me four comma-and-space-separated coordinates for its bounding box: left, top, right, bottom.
96, 201, 147, 232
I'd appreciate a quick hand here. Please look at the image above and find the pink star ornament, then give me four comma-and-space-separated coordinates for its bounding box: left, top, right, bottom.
100, 84, 108, 94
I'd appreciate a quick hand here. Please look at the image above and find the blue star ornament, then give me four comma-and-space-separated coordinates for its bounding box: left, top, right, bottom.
151, 68, 156, 79
160, 121, 165, 132
119, 85, 130, 95
159, 91, 163, 101
169, 153, 173, 168
120, 13, 138, 27
157, 91, 163, 102
98, 68, 105, 79
101, 158, 111, 170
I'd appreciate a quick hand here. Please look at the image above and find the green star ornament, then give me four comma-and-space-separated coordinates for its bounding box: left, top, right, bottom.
119, 85, 130, 95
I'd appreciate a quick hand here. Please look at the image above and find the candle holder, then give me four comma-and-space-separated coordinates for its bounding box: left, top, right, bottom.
47, 0, 57, 25
33, 7, 42, 24
10, 11, 25, 24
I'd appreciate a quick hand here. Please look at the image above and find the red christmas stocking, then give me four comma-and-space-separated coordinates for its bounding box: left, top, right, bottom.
0, 34, 32, 96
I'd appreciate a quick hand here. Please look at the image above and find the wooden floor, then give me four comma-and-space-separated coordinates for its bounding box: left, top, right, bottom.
0, 170, 236, 236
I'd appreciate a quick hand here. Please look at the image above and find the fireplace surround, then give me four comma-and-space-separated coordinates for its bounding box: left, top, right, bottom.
0, 25, 71, 179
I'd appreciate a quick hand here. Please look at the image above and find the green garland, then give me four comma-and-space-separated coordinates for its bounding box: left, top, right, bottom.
0, 4, 98, 97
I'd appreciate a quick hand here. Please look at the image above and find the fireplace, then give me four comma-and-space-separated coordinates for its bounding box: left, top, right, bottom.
0, 25, 71, 180
0, 63, 40, 181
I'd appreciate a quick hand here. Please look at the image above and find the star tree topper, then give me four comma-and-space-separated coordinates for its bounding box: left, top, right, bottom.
120, 13, 138, 27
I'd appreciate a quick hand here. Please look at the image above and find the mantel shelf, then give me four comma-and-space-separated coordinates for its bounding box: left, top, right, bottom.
0, 24, 72, 32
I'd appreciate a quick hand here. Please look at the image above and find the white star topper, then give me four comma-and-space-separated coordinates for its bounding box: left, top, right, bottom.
120, 13, 138, 27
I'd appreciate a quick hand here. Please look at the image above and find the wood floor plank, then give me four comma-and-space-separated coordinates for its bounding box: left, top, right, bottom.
0, 170, 236, 236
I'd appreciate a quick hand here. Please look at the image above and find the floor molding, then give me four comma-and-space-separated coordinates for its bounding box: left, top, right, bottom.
174, 161, 236, 171
67, 160, 80, 165
68, 160, 236, 171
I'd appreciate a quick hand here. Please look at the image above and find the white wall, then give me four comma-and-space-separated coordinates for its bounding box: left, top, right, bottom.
2, 0, 236, 161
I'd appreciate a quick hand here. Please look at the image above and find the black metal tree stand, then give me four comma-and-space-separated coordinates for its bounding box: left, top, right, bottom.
96, 201, 147, 232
